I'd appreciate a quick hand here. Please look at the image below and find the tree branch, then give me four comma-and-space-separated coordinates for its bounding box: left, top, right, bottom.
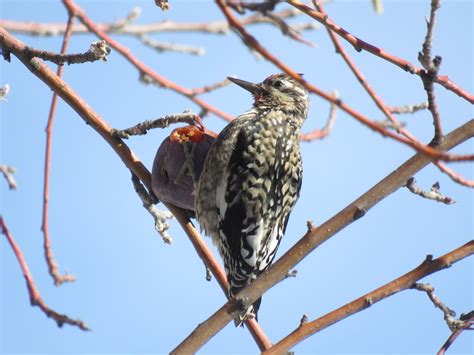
112, 112, 203, 139
434, 161, 474, 188
389, 102, 428, 114
438, 311, 474, 355
41, 13, 76, 287
264, 243, 473, 354
405, 177, 455, 205
300, 93, 337, 141
130, 173, 173, 244
286, 0, 474, 104
412, 283, 468, 332
418, 0, 443, 146
22, 39, 110, 65
1, 216, 89, 331
0, 7, 313, 36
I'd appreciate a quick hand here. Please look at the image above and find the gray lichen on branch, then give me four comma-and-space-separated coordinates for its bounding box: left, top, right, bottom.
23, 39, 111, 65
131, 173, 173, 244
1, 164, 17, 189
405, 177, 455, 205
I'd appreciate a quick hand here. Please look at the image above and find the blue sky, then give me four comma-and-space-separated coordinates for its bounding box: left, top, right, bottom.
1, 1, 473, 354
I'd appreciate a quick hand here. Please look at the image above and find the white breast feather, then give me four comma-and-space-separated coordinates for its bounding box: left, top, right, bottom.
242, 223, 264, 268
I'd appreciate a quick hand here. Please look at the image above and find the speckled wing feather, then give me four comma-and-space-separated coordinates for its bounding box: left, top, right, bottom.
195, 110, 257, 245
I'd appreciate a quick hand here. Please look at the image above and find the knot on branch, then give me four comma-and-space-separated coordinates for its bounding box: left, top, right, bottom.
352, 207, 366, 221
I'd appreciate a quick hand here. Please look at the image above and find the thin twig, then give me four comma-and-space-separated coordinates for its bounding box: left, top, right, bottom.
421, 62, 443, 146
389, 102, 428, 114
1, 217, 89, 331
24, 39, 110, 65
418, 0, 441, 71
229, 0, 317, 45
139, 34, 205, 56
111, 112, 202, 139
300, 92, 337, 141
405, 177, 455, 205
377, 118, 406, 131
413, 283, 474, 354
110, 6, 141, 31
227, 0, 278, 13
434, 161, 474, 188
41, 14, 76, 287
418, 0, 443, 145
131, 173, 173, 244
438, 311, 474, 355
0, 8, 312, 36
261, 10, 316, 47
190, 78, 231, 95
412, 283, 467, 331
0, 164, 17, 189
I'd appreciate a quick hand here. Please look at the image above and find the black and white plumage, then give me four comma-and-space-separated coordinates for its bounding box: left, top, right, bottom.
195, 74, 309, 325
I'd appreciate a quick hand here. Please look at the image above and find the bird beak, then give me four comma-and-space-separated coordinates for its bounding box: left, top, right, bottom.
227, 77, 259, 94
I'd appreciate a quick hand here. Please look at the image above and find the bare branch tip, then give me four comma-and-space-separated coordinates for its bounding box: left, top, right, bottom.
405, 177, 455, 205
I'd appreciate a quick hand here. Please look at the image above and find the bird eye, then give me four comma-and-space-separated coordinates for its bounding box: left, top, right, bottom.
273, 80, 284, 89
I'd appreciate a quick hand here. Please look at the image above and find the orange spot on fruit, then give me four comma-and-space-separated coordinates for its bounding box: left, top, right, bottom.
170, 126, 207, 143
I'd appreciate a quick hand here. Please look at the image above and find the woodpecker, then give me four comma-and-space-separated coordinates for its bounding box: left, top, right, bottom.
195, 73, 309, 325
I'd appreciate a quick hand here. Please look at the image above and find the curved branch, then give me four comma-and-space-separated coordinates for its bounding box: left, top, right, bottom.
264, 241, 473, 354
1, 217, 89, 330
41, 13, 76, 287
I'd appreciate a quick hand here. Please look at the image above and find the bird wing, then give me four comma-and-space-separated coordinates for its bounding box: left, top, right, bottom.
218, 127, 263, 292
217, 122, 291, 293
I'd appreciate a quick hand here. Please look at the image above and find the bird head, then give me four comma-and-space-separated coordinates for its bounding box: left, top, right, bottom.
228, 74, 309, 120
